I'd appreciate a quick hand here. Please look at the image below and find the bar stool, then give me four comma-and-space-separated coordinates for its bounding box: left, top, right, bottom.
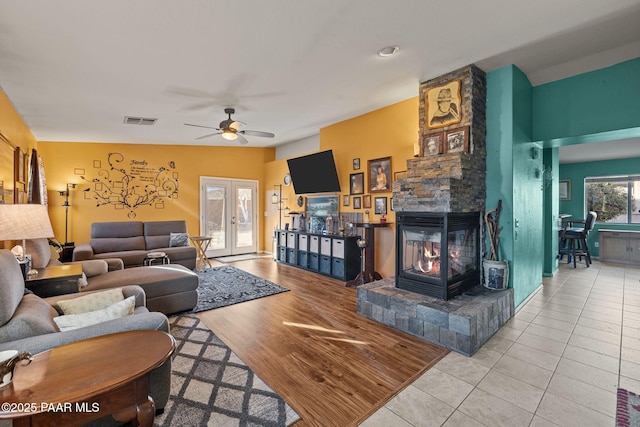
560, 211, 597, 268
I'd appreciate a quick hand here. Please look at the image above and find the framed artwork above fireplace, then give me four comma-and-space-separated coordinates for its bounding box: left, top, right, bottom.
445, 126, 469, 153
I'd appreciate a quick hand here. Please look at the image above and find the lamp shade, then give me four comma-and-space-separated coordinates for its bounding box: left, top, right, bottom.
0, 204, 54, 241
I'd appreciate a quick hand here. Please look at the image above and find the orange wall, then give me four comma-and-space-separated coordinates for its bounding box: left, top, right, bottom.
37, 141, 275, 246
263, 97, 419, 277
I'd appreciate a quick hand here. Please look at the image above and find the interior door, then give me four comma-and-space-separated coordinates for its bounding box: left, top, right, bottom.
200, 177, 258, 258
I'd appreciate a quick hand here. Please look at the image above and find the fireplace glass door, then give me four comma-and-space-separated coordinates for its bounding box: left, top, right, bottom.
396, 212, 480, 300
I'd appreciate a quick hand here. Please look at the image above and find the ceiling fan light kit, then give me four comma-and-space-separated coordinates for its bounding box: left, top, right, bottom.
184, 107, 274, 144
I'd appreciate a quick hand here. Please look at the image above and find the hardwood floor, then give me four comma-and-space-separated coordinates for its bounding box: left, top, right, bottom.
197, 258, 449, 427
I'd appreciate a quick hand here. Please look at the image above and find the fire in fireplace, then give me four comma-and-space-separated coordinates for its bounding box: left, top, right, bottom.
396, 212, 480, 300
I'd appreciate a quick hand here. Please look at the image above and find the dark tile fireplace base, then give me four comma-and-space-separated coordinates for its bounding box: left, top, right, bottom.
357, 278, 514, 356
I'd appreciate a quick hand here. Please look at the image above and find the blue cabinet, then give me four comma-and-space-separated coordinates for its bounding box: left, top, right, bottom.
275, 230, 360, 281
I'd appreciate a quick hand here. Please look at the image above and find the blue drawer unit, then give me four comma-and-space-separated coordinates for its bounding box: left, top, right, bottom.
297, 251, 308, 268
308, 253, 319, 271
274, 230, 360, 282
331, 258, 346, 279
319, 255, 332, 275
287, 248, 297, 265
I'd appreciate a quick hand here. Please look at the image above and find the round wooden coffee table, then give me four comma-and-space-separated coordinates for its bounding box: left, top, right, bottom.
0, 330, 175, 427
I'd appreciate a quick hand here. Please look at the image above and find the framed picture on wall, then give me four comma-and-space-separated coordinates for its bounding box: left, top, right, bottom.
363, 195, 371, 209
343, 195, 350, 206
353, 196, 362, 209
353, 158, 360, 170
368, 157, 391, 193
374, 197, 387, 215
423, 133, 443, 156
559, 179, 571, 200
445, 127, 469, 153
350, 172, 364, 195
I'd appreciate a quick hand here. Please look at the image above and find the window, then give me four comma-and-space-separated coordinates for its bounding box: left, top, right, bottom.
585, 175, 640, 224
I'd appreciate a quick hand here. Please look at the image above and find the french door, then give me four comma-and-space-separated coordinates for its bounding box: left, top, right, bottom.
200, 177, 258, 258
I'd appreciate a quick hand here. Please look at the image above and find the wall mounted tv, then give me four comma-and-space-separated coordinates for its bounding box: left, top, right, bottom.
286, 150, 341, 194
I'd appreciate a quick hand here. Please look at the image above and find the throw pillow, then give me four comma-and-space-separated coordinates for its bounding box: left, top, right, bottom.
169, 232, 189, 247
77, 272, 88, 289
53, 296, 135, 332
57, 288, 124, 315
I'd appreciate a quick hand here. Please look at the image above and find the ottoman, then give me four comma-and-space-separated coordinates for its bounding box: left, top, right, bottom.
81, 264, 199, 315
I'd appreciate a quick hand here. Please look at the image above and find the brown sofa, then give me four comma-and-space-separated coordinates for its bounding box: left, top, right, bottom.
73, 220, 197, 269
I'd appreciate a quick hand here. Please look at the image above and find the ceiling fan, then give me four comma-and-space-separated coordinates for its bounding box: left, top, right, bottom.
184, 108, 275, 145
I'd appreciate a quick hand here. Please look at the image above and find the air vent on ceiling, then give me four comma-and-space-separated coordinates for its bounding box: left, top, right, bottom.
123, 116, 157, 125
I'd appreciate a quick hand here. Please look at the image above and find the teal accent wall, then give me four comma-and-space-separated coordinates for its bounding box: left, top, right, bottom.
533, 58, 640, 141
543, 148, 559, 276
559, 157, 640, 258
486, 65, 543, 307
534, 58, 640, 276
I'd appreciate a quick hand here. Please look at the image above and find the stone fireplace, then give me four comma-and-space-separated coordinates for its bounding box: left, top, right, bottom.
356, 65, 514, 355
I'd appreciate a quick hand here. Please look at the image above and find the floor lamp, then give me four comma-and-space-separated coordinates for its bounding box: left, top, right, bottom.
58, 183, 76, 245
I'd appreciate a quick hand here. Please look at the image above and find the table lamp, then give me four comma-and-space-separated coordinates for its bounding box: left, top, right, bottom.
0, 204, 55, 278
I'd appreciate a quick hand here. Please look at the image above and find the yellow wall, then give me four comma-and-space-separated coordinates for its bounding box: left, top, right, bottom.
37, 141, 275, 246
4, 85, 419, 278
263, 97, 419, 277
0, 89, 38, 248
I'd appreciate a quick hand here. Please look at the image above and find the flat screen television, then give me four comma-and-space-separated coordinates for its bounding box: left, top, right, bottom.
286, 150, 341, 194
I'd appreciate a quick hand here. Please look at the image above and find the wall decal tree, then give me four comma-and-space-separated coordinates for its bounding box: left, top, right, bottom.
82, 152, 178, 218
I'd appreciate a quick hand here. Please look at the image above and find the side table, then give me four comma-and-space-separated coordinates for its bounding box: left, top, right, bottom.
190, 236, 213, 268
25, 264, 83, 297
0, 330, 175, 427
143, 251, 171, 266
346, 222, 391, 287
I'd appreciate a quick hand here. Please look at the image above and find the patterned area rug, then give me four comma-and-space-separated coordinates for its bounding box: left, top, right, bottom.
617, 388, 640, 427
214, 253, 272, 263
155, 313, 300, 426
193, 265, 289, 312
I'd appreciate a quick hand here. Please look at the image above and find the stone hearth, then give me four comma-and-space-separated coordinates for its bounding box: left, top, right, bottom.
357, 278, 513, 356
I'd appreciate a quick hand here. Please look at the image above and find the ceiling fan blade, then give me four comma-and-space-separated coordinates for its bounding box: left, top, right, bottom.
196, 132, 221, 140
237, 134, 249, 145
240, 130, 275, 138
185, 123, 220, 130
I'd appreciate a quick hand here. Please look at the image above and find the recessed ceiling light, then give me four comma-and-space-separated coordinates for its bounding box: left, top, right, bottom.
377, 46, 399, 57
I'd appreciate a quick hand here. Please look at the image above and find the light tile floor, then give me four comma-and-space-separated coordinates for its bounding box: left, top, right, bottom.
360, 260, 640, 427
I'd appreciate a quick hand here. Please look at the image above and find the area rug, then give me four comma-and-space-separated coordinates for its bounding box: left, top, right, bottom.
215, 253, 272, 263
155, 313, 300, 426
193, 265, 289, 312
617, 388, 640, 426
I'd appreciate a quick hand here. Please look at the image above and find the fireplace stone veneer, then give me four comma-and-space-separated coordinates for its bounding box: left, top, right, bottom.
357, 278, 513, 355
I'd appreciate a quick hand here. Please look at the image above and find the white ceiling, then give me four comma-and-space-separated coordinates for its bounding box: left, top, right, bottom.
1, 0, 640, 158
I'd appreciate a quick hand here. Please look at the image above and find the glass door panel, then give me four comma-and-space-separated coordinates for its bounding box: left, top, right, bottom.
233, 183, 256, 252
201, 178, 257, 258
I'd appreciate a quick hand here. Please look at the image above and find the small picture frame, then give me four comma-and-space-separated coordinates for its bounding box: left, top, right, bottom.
368, 156, 391, 193
423, 132, 443, 156
559, 179, 571, 200
350, 172, 364, 195
14, 148, 25, 184
363, 195, 371, 209
343, 195, 350, 206
445, 127, 469, 153
374, 197, 387, 215
353, 196, 362, 209
353, 158, 360, 170
390, 197, 394, 211
394, 170, 407, 181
